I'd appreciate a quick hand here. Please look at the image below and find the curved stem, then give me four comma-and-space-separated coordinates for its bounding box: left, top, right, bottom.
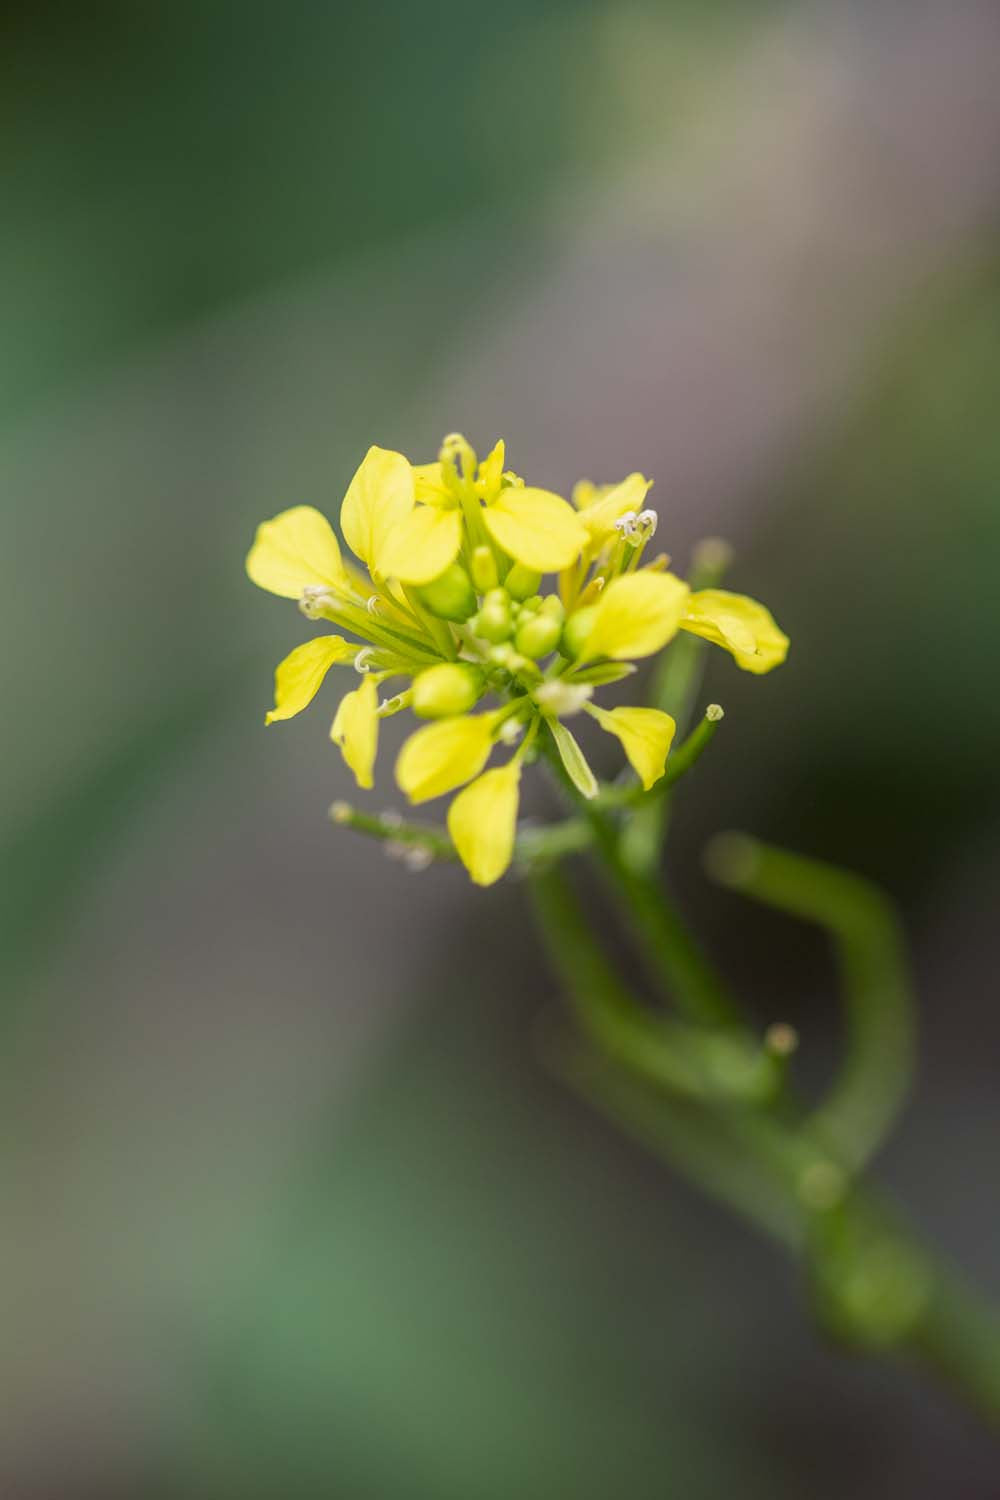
707, 835, 915, 1172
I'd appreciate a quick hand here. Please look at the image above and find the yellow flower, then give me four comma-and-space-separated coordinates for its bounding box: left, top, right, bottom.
330, 673, 379, 789
577, 570, 690, 662
246, 505, 350, 598
246, 429, 791, 887
574, 472, 653, 549
266, 636, 357, 724
395, 712, 497, 803
585, 704, 676, 789
681, 590, 789, 674
447, 761, 522, 886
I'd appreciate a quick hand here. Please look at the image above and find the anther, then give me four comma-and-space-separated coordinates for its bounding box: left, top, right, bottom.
705, 703, 725, 722
497, 718, 525, 745
765, 1022, 799, 1057
636, 508, 658, 540
354, 648, 375, 673
330, 801, 353, 825
613, 510, 639, 539
300, 585, 337, 620
366, 595, 381, 616
403, 845, 433, 872
534, 681, 594, 717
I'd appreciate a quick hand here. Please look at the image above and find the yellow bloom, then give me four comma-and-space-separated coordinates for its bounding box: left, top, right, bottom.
246, 505, 349, 598
575, 472, 653, 548
682, 590, 789, 674
482, 486, 588, 573
586, 704, 676, 789
447, 762, 522, 886
330, 673, 379, 789
578, 570, 690, 662
340, 446, 415, 578
395, 712, 497, 803
266, 636, 356, 724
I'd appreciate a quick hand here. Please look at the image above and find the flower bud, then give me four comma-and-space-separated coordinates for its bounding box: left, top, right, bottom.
416, 563, 477, 621
471, 545, 499, 593
475, 588, 513, 643
515, 612, 562, 660
505, 562, 543, 600
540, 594, 565, 622
561, 605, 597, 659
411, 663, 484, 719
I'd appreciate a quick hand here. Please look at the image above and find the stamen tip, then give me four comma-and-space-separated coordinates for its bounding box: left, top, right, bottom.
765, 1022, 799, 1057
705, 703, 725, 722
330, 800, 353, 825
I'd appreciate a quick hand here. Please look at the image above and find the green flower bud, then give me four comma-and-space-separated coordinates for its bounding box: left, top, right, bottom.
416, 563, 477, 621
411, 663, 484, 719
519, 595, 543, 614
515, 612, 563, 660
505, 562, 543, 600
475, 593, 514, 642
470, 545, 499, 593
561, 605, 597, 659
540, 594, 565, 622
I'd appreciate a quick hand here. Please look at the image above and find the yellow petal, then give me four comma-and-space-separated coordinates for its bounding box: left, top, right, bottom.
246, 505, 347, 598
682, 590, 789, 674
577, 472, 652, 545
266, 636, 357, 724
580, 571, 690, 661
377, 505, 463, 585
412, 462, 454, 507
482, 487, 588, 572
395, 713, 496, 804
340, 446, 414, 574
587, 704, 676, 790
571, 479, 605, 511
476, 439, 506, 502
330, 674, 379, 789
447, 762, 521, 886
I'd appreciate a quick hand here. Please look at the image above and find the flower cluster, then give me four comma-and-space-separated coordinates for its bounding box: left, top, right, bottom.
246, 434, 788, 884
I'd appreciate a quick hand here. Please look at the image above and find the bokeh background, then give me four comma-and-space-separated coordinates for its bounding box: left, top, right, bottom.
4, 1, 1000, 1494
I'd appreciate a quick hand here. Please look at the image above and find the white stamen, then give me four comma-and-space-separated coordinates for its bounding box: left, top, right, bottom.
497, 718, 524, 745
403, 845, 433, 872
330, 800, 352, 824
613, 510, 639, 539
636, 508, 658, 539
534, 681, 594, 717
367, 595, 381, 616
354, 648, 375, 674
299, 585, 337, 620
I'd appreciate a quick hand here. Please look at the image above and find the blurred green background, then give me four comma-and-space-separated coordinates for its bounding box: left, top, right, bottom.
4, 1, 1000, 1494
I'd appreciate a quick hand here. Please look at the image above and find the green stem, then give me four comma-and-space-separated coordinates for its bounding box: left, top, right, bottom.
621, 540, 732, 872
707, 835, 915, 1172
540, 733, 740, 1026
531, 862, 1000, 1423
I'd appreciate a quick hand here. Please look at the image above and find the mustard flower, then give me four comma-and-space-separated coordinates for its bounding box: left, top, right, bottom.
246, 434, 789, 885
